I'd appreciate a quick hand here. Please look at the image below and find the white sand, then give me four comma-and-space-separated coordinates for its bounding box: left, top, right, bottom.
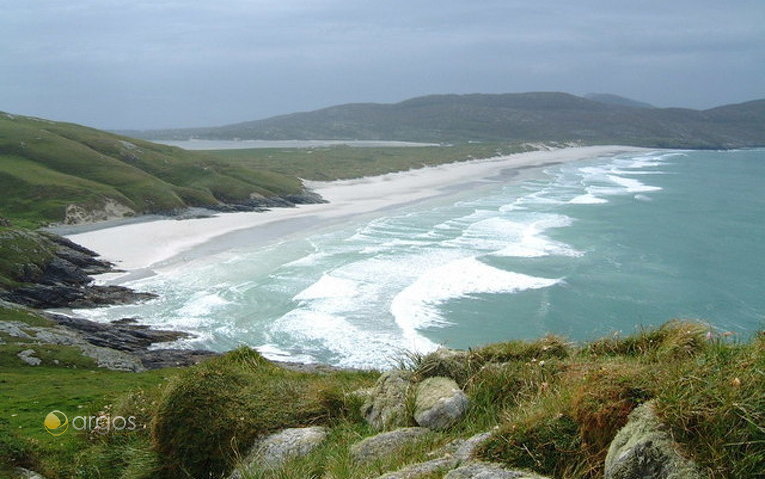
66, 145, 642, 276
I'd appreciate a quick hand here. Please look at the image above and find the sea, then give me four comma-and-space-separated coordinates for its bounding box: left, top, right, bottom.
73, 148, 765, 369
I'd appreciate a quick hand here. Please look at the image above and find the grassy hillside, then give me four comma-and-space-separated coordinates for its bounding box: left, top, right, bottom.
1, 320, 761, 479
125, 92, 765, 149
0, 112, 303, 227
208, 142, 544, 181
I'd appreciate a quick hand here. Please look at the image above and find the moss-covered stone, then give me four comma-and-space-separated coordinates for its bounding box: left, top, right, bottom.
605, 401, 700, 479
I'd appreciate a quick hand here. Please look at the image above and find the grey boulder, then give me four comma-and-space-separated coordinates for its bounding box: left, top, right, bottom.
350, 427, 431, 463
231, 426, 328, 477
361, 369, 413, 430
373, 431, 493, 479
17, 349, 42, 366
445, 462, 548, 479
414, 377, 469, 430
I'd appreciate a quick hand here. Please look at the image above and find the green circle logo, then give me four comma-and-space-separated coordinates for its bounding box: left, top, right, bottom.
44, 410, 69, 436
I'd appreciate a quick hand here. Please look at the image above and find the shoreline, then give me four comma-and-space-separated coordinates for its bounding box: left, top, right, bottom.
65, 145, 646, 281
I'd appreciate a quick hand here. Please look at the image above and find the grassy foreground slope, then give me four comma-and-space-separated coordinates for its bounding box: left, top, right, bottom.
128, 92, 765, 149
0, 112, 302, 227
2, 319, 761, 479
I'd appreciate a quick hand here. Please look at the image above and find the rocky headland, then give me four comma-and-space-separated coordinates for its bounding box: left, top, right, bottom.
0, 226, 218, 370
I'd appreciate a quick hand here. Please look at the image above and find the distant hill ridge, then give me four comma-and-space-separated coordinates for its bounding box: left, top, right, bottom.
124, 92, 765, 149
584, 93, 655, 109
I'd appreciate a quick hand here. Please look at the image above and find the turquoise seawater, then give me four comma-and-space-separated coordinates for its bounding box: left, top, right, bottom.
75, 149, 765, 368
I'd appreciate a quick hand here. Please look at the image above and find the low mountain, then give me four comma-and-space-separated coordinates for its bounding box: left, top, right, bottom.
0, 112, 311, 227
126, 92, 765, 149
584, 93, 655, 109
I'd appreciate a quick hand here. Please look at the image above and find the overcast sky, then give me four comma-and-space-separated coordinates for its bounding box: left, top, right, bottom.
1, 0, 763, 130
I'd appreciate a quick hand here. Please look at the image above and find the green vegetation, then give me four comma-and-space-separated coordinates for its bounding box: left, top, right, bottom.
127, 92, 765, 149
0, 228, 57, 288
1, 320, 760, 478
0, 112, 303, 226
207, 142, 536, 181
152, 348, 375, 478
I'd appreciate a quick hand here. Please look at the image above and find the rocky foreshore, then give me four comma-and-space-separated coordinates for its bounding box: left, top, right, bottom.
200, 189, 327, 214
1, 304, 217, 371
0, 228, 219, 370
0, 230, 156, 309
1, 189, 328, 373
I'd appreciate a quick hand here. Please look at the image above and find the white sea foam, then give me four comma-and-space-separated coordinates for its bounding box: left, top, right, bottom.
445, 213, 581, 258
270, 310, 436, 368
293, 274, 359, 300
391, 257, 560, 336
569, 193, 609, 204
177, 291, 231, 318
256, 344, 316, 364
605, 174, 662, 193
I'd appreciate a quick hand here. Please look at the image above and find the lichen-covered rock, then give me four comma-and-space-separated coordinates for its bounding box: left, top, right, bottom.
413, 377, 469, 430
14, 468, 48, 479
605, 401, 701, 479
257, 426, 327, 468
453, 432, 492, 462
231, 426, 328, 477
361, 369, 413, 430
17, 349, 41, 366
444, 462, 547, 479
373, 430, 494, 479
0, 321, 34, 339
350, 427, 431, 463
375, 457, 457, 479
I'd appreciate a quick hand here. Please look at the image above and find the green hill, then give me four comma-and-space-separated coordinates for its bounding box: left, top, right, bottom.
124, 92, 765, 149
0, 112, 306, 227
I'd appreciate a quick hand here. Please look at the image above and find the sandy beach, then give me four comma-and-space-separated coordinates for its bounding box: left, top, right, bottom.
65, 145, 643, 279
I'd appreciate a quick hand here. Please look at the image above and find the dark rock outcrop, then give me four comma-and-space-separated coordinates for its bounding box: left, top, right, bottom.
38, 232, 114, 274
6, 283, 156, 309
282, 190, 328, 205
137, 348, 218, 369
206, 189, 327, 213
47, 313, 217, 369
3, 311, 217, 371
1, 230, 157, 309
48, 314, 187, 351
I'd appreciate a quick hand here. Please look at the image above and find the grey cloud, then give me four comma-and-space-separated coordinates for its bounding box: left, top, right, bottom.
1, 0, 762, 129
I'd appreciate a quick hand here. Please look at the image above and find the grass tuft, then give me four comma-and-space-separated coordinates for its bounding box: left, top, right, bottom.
585, 320, 710, 359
